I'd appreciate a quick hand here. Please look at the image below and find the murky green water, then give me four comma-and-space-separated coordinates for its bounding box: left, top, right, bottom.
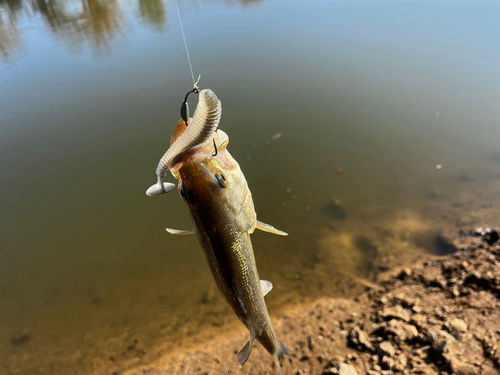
1, 0, 499, 373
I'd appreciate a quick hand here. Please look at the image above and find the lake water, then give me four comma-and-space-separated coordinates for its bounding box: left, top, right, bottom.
0, 0, 499, 373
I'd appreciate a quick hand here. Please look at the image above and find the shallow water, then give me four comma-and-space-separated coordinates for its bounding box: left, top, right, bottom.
0, 0, 499, 373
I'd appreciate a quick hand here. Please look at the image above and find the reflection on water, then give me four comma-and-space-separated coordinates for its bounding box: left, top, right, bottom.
0, 0, 23, 57
139, 0, 167, 30
0, 0, 267, 58
0, 0, 499, 374
32, 0, 124, 51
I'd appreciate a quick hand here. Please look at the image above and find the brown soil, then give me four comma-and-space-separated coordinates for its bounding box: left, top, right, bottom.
123, 229, 500, 375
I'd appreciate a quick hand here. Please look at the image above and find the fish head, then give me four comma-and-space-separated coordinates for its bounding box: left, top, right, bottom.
176, 131, 256, 233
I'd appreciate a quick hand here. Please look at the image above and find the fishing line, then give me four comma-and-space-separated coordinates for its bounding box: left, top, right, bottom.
173, 0, 200, 89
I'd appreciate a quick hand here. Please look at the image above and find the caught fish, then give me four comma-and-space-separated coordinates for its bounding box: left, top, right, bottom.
148, 89, 289, 373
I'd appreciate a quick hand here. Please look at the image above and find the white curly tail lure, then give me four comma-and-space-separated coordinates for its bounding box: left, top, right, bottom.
146, 89, 222, 196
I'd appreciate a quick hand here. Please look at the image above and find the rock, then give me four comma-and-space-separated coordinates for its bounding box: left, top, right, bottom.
377, 342, 395, 358
322, 368, 339, 375
482, 229, 499, 245
449, 318, 468, 333
386, 320, 418, 342
396, 268, 412, 280
432, 234, 458, 255
11, 328, 30, 345
323, 200, 348, 220
338, 363, 358, 375
381, 306, 410, 322
347, 327, 373, 351
380, 356, 395, 370
393, 353, 408, 372
448, 358, 478, 375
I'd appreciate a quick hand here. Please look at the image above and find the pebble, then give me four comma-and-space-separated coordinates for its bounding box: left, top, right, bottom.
381, 306, 410, 322
381, 355, 395, 370
396, 268, 412, 280
347, 327, 373, 351
338, 363, 358, 375
449, 318, 468, 333
378, 342, 396, 358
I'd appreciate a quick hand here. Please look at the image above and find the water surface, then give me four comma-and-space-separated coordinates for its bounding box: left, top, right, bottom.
0, 0, 499, 373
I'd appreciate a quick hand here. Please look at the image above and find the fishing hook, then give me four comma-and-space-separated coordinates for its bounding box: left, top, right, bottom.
212, 137, 218, 157
180, 86, 200, 127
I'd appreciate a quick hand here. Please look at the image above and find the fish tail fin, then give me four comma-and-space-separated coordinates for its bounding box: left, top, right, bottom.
146, 182, 176, 196
273, 338, 289, 375
277, 338, 289, 359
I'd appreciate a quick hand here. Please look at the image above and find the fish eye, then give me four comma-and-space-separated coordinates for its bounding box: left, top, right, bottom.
215, 173, 227, 188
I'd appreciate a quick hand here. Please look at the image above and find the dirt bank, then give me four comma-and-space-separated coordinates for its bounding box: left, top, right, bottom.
124, 228, 500, 375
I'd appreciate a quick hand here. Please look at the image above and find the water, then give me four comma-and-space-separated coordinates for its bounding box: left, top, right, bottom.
0, 0, 499, 373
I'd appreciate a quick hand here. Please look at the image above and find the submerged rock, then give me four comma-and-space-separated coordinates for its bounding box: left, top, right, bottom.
11, 328, 30, 346
323, 200, 348, 220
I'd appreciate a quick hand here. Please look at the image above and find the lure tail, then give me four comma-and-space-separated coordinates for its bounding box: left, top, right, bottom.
146, 181, 176, 196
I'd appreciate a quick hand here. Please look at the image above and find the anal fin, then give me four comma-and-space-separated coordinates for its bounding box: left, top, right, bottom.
237, 338, 253, 365
237, 325, 256, 365
256, 220, 288, 236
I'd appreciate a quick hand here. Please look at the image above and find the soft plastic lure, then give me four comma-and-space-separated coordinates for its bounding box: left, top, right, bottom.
146, 89, 222, 196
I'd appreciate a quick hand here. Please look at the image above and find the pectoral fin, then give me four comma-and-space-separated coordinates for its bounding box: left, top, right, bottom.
256, 220, 288, 236
166, 228, 195, 235
237, 327, 256, 365
260, 280, 273, 296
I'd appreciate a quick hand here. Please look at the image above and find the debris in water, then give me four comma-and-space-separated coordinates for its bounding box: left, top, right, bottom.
11, 328, 30, 346
435, 112, 440, 118
323, 200, 348, 220
436, 164, 443, 170
336, 167, 343, 175
271, 132, 282, 140
246, 155, 251, 160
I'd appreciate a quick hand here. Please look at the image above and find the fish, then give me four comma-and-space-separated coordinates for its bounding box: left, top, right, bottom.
147, 89, 289, 373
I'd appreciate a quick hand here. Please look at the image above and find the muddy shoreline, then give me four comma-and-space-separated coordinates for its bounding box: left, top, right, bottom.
123, 229, 500, 375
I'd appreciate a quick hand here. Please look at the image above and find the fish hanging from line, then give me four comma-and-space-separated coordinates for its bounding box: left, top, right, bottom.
146, 89, 289, 374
